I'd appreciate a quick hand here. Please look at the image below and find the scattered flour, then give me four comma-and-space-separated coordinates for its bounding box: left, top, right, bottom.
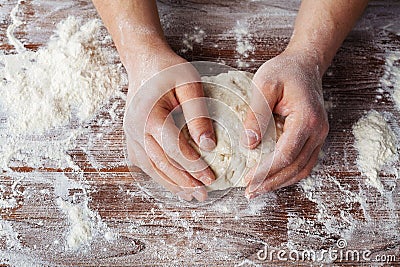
181, 27, 206, 53
0, 16, 123, 134
298, 173, 359, 239
296, 170, 399, 257
57, 199, 95, 250
394, 88, 400, 109
232, 21, 255, 68
0, 129, 82, 171
0, 4, 124, 263
234, 23, 254, 57
6, 0, 26, 53
0, 16, 126, 171
0, 220, 22, 251
381, 51, 400, 110
0, 181, 21, 209
352, 110, 397, 193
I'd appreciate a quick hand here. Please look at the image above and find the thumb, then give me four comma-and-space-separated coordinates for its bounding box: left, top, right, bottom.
241, 80, 278, 149
175, 82, 216, 151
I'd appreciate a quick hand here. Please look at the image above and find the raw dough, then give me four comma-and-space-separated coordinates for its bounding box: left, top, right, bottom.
179, 71, 282, 191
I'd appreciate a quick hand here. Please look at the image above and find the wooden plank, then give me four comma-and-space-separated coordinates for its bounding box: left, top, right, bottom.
0, 0, 399, 266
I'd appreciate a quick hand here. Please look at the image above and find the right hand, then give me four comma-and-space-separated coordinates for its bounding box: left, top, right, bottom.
241, 49, 329, 198
123, 40, 216, 202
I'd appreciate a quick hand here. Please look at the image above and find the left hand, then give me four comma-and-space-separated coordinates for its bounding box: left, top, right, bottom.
241, 48, 329, 199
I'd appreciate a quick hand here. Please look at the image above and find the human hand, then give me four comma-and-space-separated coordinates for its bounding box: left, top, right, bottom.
241, 49, 329, 198
123, 42, 216, 202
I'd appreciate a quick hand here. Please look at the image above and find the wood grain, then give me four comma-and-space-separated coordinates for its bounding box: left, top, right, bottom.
1, 0, 400, 266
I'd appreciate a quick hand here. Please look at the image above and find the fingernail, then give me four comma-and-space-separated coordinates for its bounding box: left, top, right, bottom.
201, 175, 214, 186
242, 129, 259, 147
176, 191, 193, 201
199, 133, 216, 151
245, 189, 258, 199
245, 189, 256, 199
244, 176, 251, 186
248, 193, 257, 199
192, 190, 207, 202
243, 171, 254, 185
249, 180, 262, 193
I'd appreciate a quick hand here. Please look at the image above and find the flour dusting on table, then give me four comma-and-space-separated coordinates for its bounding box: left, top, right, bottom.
181, 27, 206, 53
0, 16, 125, 170
352, 110, 397, 193
0, 7, 127, 264
1, 0, 400, 266
381, 51, 400, 111
232, 21, 255, 68
0, 17, 122, 134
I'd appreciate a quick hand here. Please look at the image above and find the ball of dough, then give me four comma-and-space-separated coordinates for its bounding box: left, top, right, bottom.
178, 71, 282, 191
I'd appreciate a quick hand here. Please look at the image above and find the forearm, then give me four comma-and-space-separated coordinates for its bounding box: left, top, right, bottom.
286, 0, 368, 75
92, 0, 168, 66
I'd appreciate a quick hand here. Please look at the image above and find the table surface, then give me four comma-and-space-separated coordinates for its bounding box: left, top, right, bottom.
1, 0, 400, 266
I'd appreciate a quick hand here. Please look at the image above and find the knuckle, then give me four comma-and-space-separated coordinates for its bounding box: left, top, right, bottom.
167, 145, 182, 160
299, 167, 313, 180
260, 79, 280, 93
306, 110, 329, 138
321, 121, 330, 137
307, 112, 320, 128
277, 150, 297, 166
157, 161, 169, 172
188, 118, 210, 137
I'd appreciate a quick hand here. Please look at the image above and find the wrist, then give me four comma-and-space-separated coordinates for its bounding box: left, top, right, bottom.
283, 42, 328, 79
118, 35, 172, 71
285, 36, 336, 76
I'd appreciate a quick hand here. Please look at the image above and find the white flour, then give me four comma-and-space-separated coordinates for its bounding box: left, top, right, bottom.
6, 0, 25, 54
57, 198, 96, 250
181, 27, 206, 53
381, 51, 400, 110
232, 21, 255, 68
394, 87, 400, 109
352, 110, 397, 193
0, 6, 125, 262
0, 17, 123, 134
0, 16, 125, 170
234, 22, 254, 57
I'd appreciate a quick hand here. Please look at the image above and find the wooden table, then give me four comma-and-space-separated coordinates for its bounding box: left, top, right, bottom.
0, 0, 399, 266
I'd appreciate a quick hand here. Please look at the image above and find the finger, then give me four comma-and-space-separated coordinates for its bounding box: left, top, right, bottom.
151, 163, 195, 202
246, 144, 321, 199
144, 134, 208, 202
277, 145, 322, 189
241, 80, 279, 149
147, 106, 216, 185
126, 140, 193, 201
244, 113, 310, 192
175, 82, 216, 151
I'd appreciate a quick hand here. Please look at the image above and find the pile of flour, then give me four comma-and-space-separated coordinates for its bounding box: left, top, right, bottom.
0, 16, 125, 170
0, 16, 122, 134
57, 197, 115, 251
352, 110, 397, 192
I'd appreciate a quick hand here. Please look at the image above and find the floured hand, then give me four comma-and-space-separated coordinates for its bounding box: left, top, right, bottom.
242, 49, 329, 198
123, 43, 217, 202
